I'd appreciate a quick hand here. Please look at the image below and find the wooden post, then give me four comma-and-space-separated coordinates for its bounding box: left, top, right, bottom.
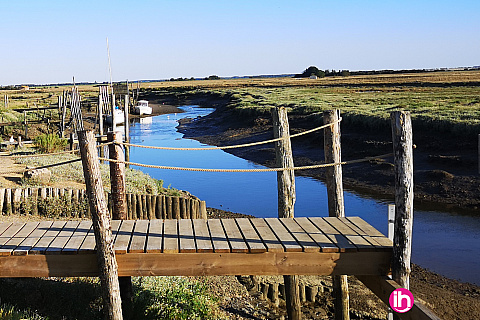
388, 204, 395, 241
124, 95, 129, 144
70, 133, 75, 151
323, 109, 349, 320
111, 94, 116, 132
108, 131, 133, 318
78, 130, 123, 320
391, 111, 414, 290
272, 107, 301, 320
108, 131, 127, 220
99, 94, 104, 136
24, 111, 28, 139
124, 95, 130, 168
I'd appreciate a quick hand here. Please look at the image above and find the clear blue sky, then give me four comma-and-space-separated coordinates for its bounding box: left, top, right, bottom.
1, 0, 479, 85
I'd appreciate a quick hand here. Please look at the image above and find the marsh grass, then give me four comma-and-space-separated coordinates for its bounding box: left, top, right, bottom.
142, 70, 480, 136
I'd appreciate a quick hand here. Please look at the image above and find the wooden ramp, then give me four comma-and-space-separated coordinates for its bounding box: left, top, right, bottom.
0, 217, 392, 278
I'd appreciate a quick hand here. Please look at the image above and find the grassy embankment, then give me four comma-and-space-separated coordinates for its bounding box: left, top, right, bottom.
140, 70, 480, 137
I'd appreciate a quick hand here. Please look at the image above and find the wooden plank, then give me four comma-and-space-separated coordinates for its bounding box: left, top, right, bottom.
0, 222, 12, 236
342, 217, 393, 250
146, 219, 163, 253
78, 223, 96, 253
46, 221, 80, 254
294, 218, 339, 253
346, 217, 384, 237
0, 222, 39, 256
207, 219, 230, 253
129, 220, 149, 253
337, 217, 386, 248
250, 218, 284, 253
31, 221, 67, 254
62, 221, 92, 254
324, 217, 376, 251
308, 217, 356, 252
178, 219, 196, 253
280, 218, 320, 253
114, 220, 135, 254
14, 221, 53, 255
265, 218, 302, 252
163, 219, 178, 253
192, 219, 213, 253
221, 219, 248, 253
235, 218, 266, 253
0, 222, 26, 244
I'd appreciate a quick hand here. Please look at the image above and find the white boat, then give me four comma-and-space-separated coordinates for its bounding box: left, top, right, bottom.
105, 107, 125, 125
134, 100, 152, 115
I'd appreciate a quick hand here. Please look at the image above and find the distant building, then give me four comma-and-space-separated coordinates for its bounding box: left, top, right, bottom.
309, 75, 318, 79
21, 86, 29, 91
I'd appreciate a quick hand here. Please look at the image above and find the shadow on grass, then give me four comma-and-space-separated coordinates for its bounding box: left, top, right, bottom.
0, 277, 103, 320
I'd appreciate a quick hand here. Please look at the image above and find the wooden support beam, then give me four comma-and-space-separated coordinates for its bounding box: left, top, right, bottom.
78, 130, 123, 320
324, 109, 350, 320
391, 111, 414, 290
0, 251, 392, 278
357, 276, 441, 320
272, 107, 301, 320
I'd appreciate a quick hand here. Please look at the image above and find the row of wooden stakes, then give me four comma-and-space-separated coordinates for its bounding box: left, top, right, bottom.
0, 187, 207, 220
257, 281, 325, 307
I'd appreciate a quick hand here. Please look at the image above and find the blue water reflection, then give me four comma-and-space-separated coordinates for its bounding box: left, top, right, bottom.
128, 106, 480, 285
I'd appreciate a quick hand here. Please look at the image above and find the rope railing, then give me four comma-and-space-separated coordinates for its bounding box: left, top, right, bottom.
99, 153, 393, 173
122, 118, 342, 151
0, 142, 114, 175
3, 141, 114, 159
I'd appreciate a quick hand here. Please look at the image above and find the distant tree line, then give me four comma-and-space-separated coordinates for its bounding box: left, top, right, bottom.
295, 65, 480, 79
294, 66, 350, 78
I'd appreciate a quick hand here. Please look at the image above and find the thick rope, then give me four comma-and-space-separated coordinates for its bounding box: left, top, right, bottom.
0, 158, 82, 175
123, 118, 342, 151
4, 141, 113, 159
99, 153, 393, 173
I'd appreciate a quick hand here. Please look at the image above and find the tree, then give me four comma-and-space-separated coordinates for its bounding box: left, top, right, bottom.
295, 66, 325, 78
205, 75, 220, 80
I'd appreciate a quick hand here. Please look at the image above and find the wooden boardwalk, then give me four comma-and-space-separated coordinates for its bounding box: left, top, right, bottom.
0, 217, 392, 278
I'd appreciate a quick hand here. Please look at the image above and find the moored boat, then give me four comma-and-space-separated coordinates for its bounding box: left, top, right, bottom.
134, 100, 152, 115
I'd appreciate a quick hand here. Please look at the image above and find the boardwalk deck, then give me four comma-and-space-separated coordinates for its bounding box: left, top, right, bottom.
0, 217, 392, 278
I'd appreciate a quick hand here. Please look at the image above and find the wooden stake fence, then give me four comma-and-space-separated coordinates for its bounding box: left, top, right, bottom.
323, 110, 349, 320
78, 130, 123, 320
0, 187, 205, 220
272, 107, 301, 320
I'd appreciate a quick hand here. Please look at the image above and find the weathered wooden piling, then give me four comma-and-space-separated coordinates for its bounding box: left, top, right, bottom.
323, 109, 349, 320
108, 131, 132, 317
78, 130, 123, 320
391, 111, 414, 290
272, 107, 301, 320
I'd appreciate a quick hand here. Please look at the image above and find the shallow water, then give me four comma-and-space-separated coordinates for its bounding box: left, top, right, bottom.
128, 106, 480, 285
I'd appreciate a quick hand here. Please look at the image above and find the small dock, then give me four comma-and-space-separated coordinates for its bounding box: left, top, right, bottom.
0, 217, 392, 278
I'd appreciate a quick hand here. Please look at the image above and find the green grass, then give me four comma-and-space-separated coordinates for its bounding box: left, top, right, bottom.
0, 277, 223, 320
0, 303, 45, 320
178, 84, 480, 137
